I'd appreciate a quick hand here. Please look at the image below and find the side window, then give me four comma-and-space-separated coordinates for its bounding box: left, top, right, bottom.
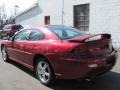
29, 30, 44, 41
52, 29, 63, 38
14, 30, 31, 41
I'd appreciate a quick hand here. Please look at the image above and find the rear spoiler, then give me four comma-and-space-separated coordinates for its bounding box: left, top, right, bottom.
101, 33, 111, 39
68, 33, 111, 43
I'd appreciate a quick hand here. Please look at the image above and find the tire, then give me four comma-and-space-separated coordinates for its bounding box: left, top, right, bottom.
1, 46, 9, 62
35, 58, 56, 86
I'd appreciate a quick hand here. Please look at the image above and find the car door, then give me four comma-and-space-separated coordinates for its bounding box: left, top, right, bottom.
8, 29, 31, 62
23, 29, 45, 66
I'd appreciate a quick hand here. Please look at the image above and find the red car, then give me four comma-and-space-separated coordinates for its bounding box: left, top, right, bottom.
1, 25, 117, 85
0, 24, 22, 39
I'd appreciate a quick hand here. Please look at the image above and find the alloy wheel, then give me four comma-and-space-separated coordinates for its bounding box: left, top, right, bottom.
37, 61, 51, 83
1, 47, 7, 61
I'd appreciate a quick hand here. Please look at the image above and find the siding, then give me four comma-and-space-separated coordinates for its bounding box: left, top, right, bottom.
37, 0, 63, 25
15, 6, 42, 25
15, 0, 120, 47
90, 0, 120, 47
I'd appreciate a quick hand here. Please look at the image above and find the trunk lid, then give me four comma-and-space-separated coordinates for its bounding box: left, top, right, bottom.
68, 34, 112, 58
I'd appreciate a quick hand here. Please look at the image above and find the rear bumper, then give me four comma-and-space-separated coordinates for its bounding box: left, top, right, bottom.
55, 50, 118, 79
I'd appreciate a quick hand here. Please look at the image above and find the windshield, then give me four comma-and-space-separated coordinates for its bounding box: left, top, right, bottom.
46, 25, 86, 39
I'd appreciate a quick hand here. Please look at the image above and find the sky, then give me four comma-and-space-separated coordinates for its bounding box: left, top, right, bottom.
0, 0, 37, 18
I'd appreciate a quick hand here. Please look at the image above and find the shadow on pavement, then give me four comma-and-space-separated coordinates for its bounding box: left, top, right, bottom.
51, 72, 120, 90
8, 60, 36, 78
8, 60, 120, 90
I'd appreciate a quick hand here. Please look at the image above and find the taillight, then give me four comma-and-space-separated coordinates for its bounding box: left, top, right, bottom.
70, 44, 92, 59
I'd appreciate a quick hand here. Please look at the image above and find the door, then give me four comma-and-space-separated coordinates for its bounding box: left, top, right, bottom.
8, 30, 31, 62
45, 16, 50, 25
23, 29, 45, 66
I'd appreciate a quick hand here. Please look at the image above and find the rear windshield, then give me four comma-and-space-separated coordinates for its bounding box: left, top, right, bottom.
46, 25, 86, 39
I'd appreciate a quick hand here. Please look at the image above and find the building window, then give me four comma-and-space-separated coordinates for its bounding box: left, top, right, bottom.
45, 16, 50, 25
74, 4, 89, 31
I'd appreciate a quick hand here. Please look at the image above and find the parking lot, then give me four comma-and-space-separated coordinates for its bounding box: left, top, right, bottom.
0, 40, 120, 90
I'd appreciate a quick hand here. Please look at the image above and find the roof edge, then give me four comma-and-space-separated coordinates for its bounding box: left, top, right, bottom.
15, 3, 38, 18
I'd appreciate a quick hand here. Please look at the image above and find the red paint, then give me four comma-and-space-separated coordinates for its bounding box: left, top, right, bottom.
1, 25, 118, 79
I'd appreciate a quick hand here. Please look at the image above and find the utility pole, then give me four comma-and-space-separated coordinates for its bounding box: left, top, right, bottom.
0, 6, 2, 25
62, 0, 64, 25
14, 5, 19, 16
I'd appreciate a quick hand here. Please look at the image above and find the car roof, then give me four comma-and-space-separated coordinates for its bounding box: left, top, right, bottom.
31, 25, 67, 29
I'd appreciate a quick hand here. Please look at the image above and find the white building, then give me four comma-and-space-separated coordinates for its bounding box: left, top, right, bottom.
15, 0, 120, 47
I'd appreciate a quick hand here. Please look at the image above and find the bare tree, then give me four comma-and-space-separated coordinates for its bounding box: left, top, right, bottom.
0, 4, 7, 25
0, 4, 18, 25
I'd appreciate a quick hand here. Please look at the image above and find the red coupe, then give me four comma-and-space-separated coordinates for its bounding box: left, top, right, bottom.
1, 25, 117, 85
